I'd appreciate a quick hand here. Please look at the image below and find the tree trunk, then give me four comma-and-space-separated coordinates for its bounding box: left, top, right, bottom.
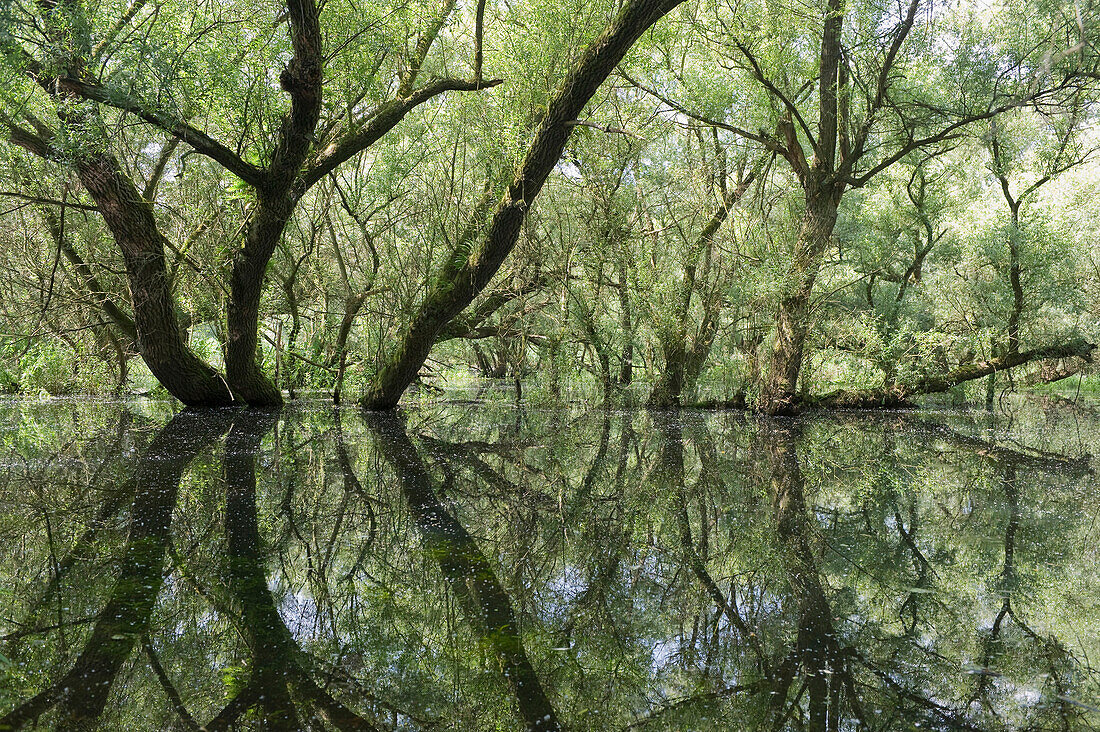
758, 188, 839, 414
360, 0, 688, 409
16, 5, 235, 406
647, 165, 750, 408
648, 341, 686, 408
331, 290, 368, 404
222, 0, 323, 406
225, 198, 297, 406
75, 153, 235, 405
617, 254, 635, 386
1006, 203, 1024, 356
813, 337, 1095, 408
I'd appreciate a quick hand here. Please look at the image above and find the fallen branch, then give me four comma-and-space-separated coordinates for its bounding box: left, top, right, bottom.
814, 338, 1096, 409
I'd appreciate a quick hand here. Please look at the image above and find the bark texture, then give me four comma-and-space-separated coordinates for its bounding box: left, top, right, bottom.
756, 182, 840, 415
76, 153, 236, 405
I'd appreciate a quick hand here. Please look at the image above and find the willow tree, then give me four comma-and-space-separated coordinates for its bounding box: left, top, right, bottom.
635, 0, 1093, 412
988, 104, 1096, 356
0, 0, 497, 405
645, 140, 763, 408
360, 0, 690, 409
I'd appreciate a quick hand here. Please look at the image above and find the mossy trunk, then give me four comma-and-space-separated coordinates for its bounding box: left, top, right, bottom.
648, 341, 686, 408
757, 190, 839, 415
813, 338, 1095, 409
360, 0, 688, 409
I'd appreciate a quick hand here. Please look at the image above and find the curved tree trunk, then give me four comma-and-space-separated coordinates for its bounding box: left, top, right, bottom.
76, 153, 236, 405
361, 0, 688, 409
813, 337, 1096, 409
223, 0, 323, 407
9, 3, 236, 406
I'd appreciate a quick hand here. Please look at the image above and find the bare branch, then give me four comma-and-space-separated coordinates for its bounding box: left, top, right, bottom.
730, 37, 819, 154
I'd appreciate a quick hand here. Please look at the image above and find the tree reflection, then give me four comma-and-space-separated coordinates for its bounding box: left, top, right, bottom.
212, 410, 381, 731
365, 411, 562, 732
0, 408, 233, 730
0, 401, 1097, 730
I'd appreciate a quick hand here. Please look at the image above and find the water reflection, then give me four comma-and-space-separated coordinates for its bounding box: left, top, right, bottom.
1, 408, 234, 730
0, 400, 1098, 730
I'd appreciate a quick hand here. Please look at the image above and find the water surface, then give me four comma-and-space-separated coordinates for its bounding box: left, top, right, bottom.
1, 397, 1098, 730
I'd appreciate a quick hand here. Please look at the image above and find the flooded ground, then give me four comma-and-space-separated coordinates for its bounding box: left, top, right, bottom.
0, 396, 1098, 730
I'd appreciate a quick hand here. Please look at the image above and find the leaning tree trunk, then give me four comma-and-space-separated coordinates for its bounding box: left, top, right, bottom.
758, 188, 839, 415
13, 4, 235, 406
813, 337, 1096, 409
361, 0, 688, 409
75, 153, 236, 405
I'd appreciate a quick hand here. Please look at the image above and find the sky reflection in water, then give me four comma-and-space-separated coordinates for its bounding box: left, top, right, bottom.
0, 396, 1098, 730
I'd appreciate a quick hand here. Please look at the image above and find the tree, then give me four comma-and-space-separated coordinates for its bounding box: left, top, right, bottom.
631, 0, 1093, 412
1, 0, 498, 405
360, 0, 690, 409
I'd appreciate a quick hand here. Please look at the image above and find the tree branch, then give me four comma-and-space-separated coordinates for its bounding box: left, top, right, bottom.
398, 0, 457, 96
841, 0, 921, 177
48, 75, 265, 186
302, 77, 501, 188
618, 70, 786, 153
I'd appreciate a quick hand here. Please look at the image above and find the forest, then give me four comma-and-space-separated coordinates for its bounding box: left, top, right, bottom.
0, 0, 1097, 413
4, 3, 1100, 730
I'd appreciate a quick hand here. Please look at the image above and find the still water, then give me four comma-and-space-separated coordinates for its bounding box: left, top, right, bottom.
0, 396, 1098, 730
